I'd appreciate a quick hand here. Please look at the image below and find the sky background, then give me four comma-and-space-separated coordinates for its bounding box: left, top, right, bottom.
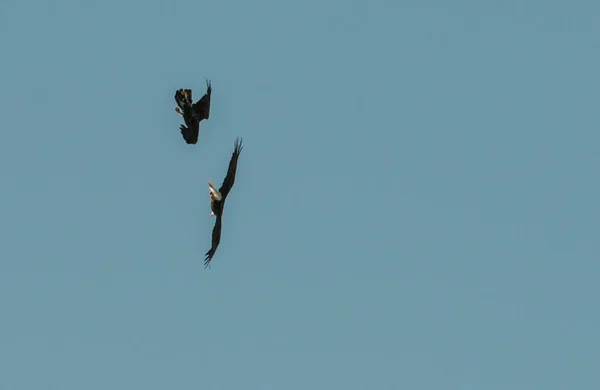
1, 0, 599, 389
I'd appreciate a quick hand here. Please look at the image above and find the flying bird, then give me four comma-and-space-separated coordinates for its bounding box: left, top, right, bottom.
174, 78, 212, 144
205, 137, 244, 268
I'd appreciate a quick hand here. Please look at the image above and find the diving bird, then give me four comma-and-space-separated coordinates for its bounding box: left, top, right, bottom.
174, 78, 212, 144
205, 137, 244, 268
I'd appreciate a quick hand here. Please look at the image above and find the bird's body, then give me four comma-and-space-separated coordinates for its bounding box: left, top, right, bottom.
174, 78, 212, 144
205, 137, 244, 268
208, 179, 223, 216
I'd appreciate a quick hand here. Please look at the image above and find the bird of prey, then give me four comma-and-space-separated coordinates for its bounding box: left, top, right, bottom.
205, 137, 244, 268
174, 78, 212, 144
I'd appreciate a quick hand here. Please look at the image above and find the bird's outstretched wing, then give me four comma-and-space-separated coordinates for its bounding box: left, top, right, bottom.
193, 78, 212, 121
204, 214, 222, 269
218, 137, 243, 199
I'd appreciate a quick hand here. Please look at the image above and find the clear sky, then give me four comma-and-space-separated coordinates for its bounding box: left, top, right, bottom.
1, 0, 599, 389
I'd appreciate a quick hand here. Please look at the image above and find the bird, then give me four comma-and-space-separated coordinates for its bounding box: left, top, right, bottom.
205, 137, 244, 268
174, 78, 212, 144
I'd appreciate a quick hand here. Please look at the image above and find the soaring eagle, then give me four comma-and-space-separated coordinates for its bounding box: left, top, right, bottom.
205, 137, 244, 268
174, 78, 212, 144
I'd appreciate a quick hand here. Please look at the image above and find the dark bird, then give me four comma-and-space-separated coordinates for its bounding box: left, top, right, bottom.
174, 78, 212, 144
205, 137, 244, 268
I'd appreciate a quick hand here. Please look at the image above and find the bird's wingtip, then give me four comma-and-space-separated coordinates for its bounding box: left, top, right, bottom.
204, 251, 213, 269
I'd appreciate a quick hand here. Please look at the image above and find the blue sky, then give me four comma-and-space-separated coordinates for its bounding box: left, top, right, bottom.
1, 0, 599, 388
